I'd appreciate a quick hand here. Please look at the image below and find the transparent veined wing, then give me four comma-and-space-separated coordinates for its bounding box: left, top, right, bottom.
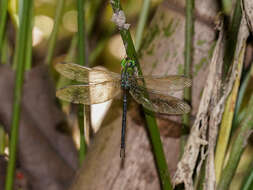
56, 80, 121, 104
129, 84, 190, 114
134, 75, 191, 95
55, 62, 120, 83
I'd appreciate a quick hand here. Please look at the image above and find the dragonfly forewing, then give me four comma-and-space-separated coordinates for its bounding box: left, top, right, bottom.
129, 85, 190, 114
134, 75, 191, 95
56, 81, 121, 104
55, 62, 120, 83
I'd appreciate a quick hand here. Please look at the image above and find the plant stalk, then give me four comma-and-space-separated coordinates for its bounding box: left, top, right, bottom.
0, 126, 5, 154
135, 0, 151, 51
183, 0, 194, 129
45, 0, 65, 65
77, 0, 87, 164
0, 0, 8, 54
217, 92, 253, 190
215, 31, 247, 184
5, 1, 33, 190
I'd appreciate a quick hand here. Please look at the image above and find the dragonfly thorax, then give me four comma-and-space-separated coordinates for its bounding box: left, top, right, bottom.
121, 71, 131, 90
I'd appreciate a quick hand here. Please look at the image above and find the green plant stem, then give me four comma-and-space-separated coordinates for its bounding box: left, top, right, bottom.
56, 35, 78, 91
222, 0, 233, 15
89, 39, 106, 65
135, 0, 151, 51
233, 63, 253, 129
86, 0, 103, 36
110, 1, 172, 189
45, 0, 65, 65
77, 0, 87, 164
5, 1, 33, 190
77, 0, 86, 67
183, 0, 194, 129
215, 40, 246, 184
241, 163, 253, 190
217, 94, 253, 190
1, 34, 8, 64
214, 2, 242, 182
194, 161, 205, 190
223, 0, 242, 79
25, 4, 33, 71
180, 0, 194, 159
7, 0, 18, 28
144, 112, 172, 190
66, 35, 78, 62
0, 0, 8, 54
78, 105, 86, 165
0, 126, 5, 154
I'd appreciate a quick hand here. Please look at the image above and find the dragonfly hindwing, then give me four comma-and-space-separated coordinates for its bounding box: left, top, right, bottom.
129, 84, 190, 114
56, 81, 121, 104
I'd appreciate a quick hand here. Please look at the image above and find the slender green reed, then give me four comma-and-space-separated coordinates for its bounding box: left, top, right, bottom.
5, 1, 33, 190
45, 0, 65, 65
180, 0, 194, 163
233, 64, 253, 130
24, 5, 34, 71
0, 0, 8, 54
222, 0, 233, 15
215, 10, 244, 182
78, 104, 86, 164
217, 93, 253, 190
110, 1, 172, 189
89, 39, 106, 65
65, 35, 78, 62
0, 126, 5, 153
182, 0, 194, 129
86, 0, 103, 36
77, 0, 87, 164
241, 163, 253, 190
56, 36, 78, 91
135, 0, 151, 51
1, 35, 8, 64
57, 0, 103, 89
223, 0, 242, 78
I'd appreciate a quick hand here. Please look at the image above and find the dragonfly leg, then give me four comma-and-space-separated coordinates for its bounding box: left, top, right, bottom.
120, 90, 127, 158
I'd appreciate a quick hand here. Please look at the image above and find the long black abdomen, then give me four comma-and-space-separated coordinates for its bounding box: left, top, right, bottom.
120, 89, 127, 158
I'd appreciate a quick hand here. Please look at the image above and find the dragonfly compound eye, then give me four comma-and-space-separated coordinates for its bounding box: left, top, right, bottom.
127, 59, 135, 68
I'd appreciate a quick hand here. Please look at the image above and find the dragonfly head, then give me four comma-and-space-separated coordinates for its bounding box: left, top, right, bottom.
121, 58, 137, 89
121, 57, 136, 73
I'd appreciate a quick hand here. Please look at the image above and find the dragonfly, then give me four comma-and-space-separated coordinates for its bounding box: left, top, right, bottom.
55, 58, 191, 158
